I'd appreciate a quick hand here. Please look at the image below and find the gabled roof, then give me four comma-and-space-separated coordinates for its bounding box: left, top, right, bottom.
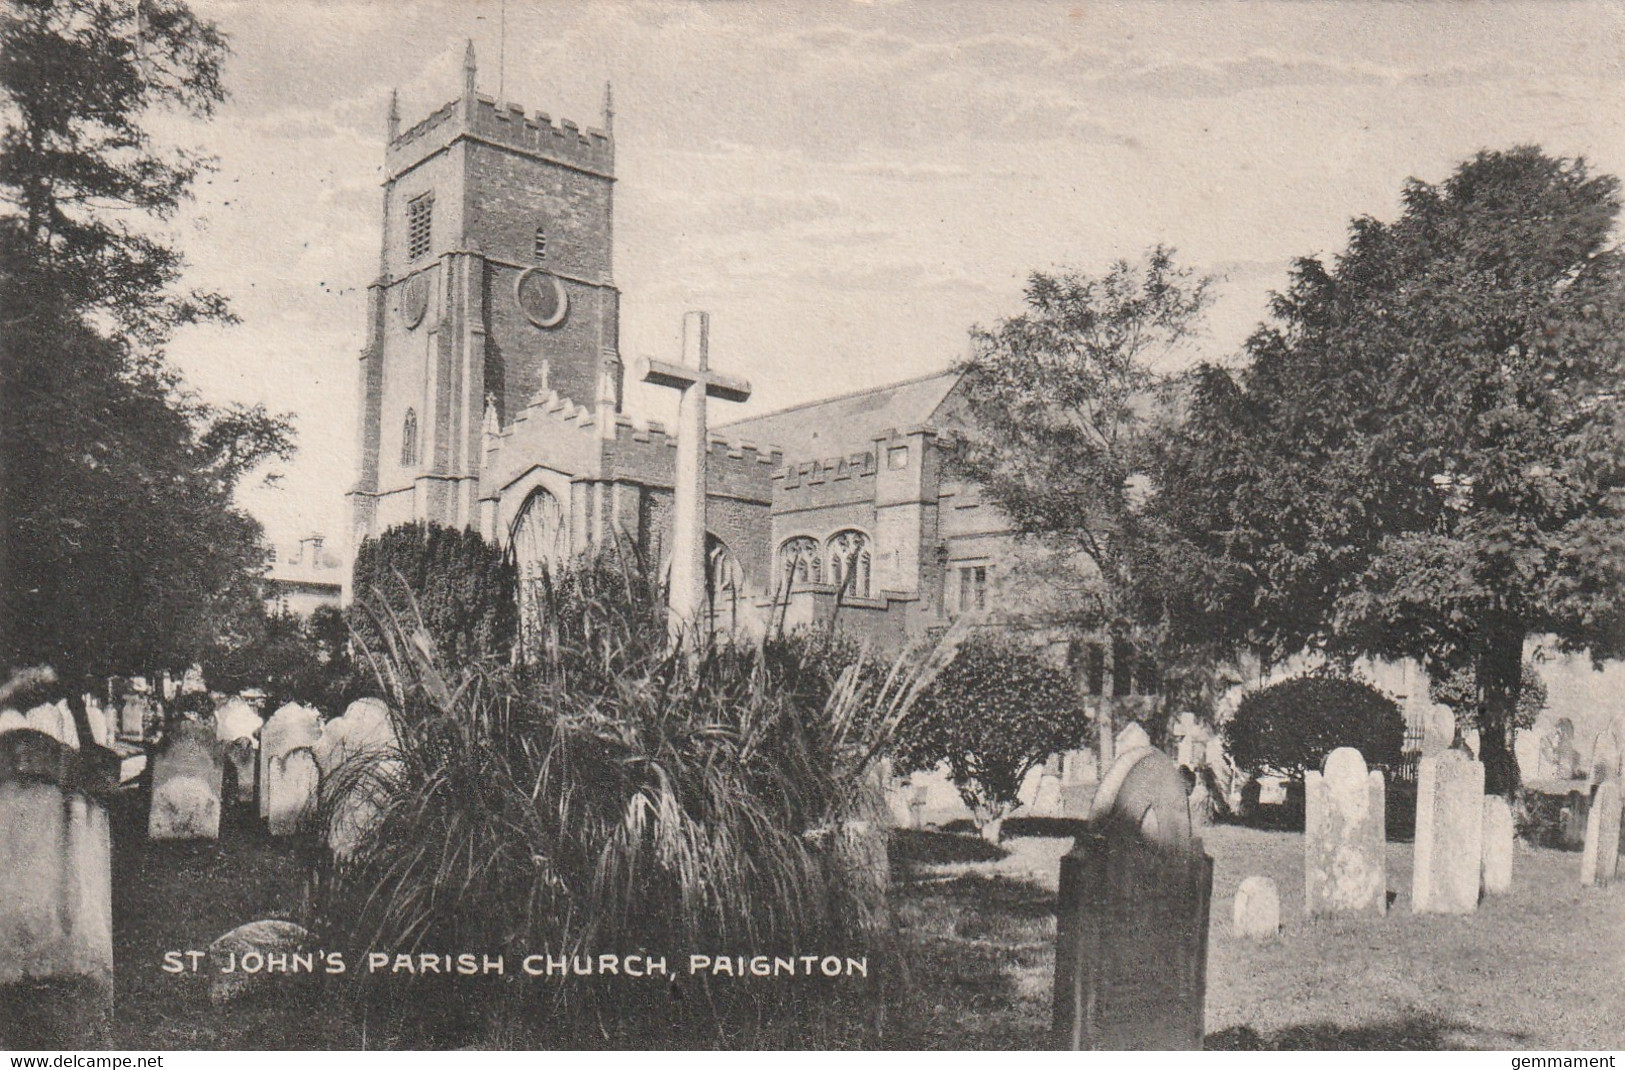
717, 369, 962, 463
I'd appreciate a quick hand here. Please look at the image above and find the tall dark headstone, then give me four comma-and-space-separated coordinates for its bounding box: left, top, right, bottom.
1052, 747, 1213, 1050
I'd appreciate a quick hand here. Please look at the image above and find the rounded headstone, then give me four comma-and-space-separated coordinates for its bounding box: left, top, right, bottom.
1232, 876, 1280, 940
1090, 747, 1193, 852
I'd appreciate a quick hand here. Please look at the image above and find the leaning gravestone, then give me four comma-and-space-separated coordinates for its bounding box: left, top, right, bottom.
1412, 750, 1485, 914
1480, 795, 1515, 896
0, 727, 119, 1046
1579, 780, 1622, 887
1052, 747, 1212, 1050
260, 703, 322, 822
148, 717, 224, 841
1304, 747, 1387, 915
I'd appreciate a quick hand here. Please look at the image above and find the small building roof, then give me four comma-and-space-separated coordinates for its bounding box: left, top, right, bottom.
717, 369, 961, 463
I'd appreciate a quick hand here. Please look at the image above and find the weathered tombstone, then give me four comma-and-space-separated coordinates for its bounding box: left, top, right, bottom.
260, 702, 322, 821
1232, 876, 1280, 941
1032, 772, 1063, 817
268, 747, 321, 837
1420, 705, 1456, 757
315, 698, 397, 859
0, 708, 24, 735
208, 920, 312, 1006
1412, 750, 1485, 914
148, 717, 224, 841
1304, 747, 1387, 916
1579, 780, 1622, 887
1115, 722, 1151, 755
119, 684, 156, 740
0, 728, 118, 1046
214, 697, 263, 807
25, 701, 78, 748
1562, 789, 1592, 849
1480, 795, 1515, 895
1052, 747, 1212, 1050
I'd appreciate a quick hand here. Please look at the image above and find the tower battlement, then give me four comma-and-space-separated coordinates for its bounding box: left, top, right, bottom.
388, 96, 613, 178
385, 43, 614, 179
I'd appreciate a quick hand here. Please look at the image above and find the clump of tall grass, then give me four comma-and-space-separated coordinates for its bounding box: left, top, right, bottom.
317, 548, 955, 1046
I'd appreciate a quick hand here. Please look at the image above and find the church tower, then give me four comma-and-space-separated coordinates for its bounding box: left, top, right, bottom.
347, 43, 621, 546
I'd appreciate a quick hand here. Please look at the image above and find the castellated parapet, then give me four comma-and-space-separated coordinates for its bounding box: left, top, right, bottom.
388, 94, 613, 179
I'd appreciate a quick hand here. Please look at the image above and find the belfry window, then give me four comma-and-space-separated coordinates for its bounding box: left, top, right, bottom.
400, 408, 418, 467
534, 225, 548, 259
406, 193, 433, 261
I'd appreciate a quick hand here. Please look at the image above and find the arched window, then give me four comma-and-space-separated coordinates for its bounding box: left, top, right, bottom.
826, 530, 872, 598
510, 487, 569, 584
400, 408, 418, 467
706, 534, 745, 630
533, 224, 548, 260
778, 536, 821, 590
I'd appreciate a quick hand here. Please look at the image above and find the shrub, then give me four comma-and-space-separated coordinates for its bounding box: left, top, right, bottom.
315, 548, 951, 1045
891, 634, 1086, 840
348, 522, 517, 670
206, 605, 363, 713
1223, 671, 1405, 781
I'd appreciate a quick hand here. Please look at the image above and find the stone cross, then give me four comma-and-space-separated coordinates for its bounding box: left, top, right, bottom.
638, 312, 751, 630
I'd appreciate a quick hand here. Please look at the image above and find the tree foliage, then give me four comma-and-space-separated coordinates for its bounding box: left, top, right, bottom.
1161, 148, 1625, 794
206, 605, 362, 714
348, 523, 518, 671
949, 246, 1222, 730
1, 0, 293, 717
1223, 673, 1406, 781
892, 635, 1086, 836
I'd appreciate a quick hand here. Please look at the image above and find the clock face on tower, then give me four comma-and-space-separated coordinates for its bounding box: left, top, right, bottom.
515, 268, 569, 328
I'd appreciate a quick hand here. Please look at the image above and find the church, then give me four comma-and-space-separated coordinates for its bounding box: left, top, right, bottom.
342, 46, 1625, 783
345, 46, 1017, 649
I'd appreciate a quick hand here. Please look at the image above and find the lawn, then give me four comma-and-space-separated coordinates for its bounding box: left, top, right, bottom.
101, 793, 1625, 1050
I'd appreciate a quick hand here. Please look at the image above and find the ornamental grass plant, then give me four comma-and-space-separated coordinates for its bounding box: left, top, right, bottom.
315, 547, 956, 1046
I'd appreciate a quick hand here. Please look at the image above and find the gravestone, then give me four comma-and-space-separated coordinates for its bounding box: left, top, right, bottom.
315, 698, 397, 859
25, 702, 78, 748
148, 717, 224, 841
1232, 876, 1280, 941
119, 685, 156, 740
1580, 780, 1622, 887
1115, 722, 1151, 755
1304, 747, 1387, 915
260, 703, 322, 821
0, 728, 118, 1046
1053, 747, 1212, 1050
214, 698, 263, 807
1420, 705, 1456, 757
268, 748, 321, 836
1031, 773, 1063, 817
1480, 795, 1514, 895
1561, 789, 1591, 849
1412, 750, 1485, 914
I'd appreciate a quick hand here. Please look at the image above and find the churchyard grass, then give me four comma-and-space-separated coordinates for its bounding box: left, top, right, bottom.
99, 808, 1624, 1048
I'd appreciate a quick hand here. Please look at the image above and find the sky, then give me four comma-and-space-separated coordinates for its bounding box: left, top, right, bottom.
156, 0, 1625, 550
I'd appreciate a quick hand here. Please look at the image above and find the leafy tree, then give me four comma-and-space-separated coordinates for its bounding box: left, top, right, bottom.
206, 605, 363, 714
949, 246, 1219, 744
1162, 148, 1625, 794
892, 635, 1086, 842
0, 0, 292, 742
1222, 673, 1406, 782
348, 523, 518, 672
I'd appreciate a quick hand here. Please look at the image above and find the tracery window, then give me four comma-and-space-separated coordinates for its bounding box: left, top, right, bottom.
778, 536, 821, 590
826, 530, 872, 599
